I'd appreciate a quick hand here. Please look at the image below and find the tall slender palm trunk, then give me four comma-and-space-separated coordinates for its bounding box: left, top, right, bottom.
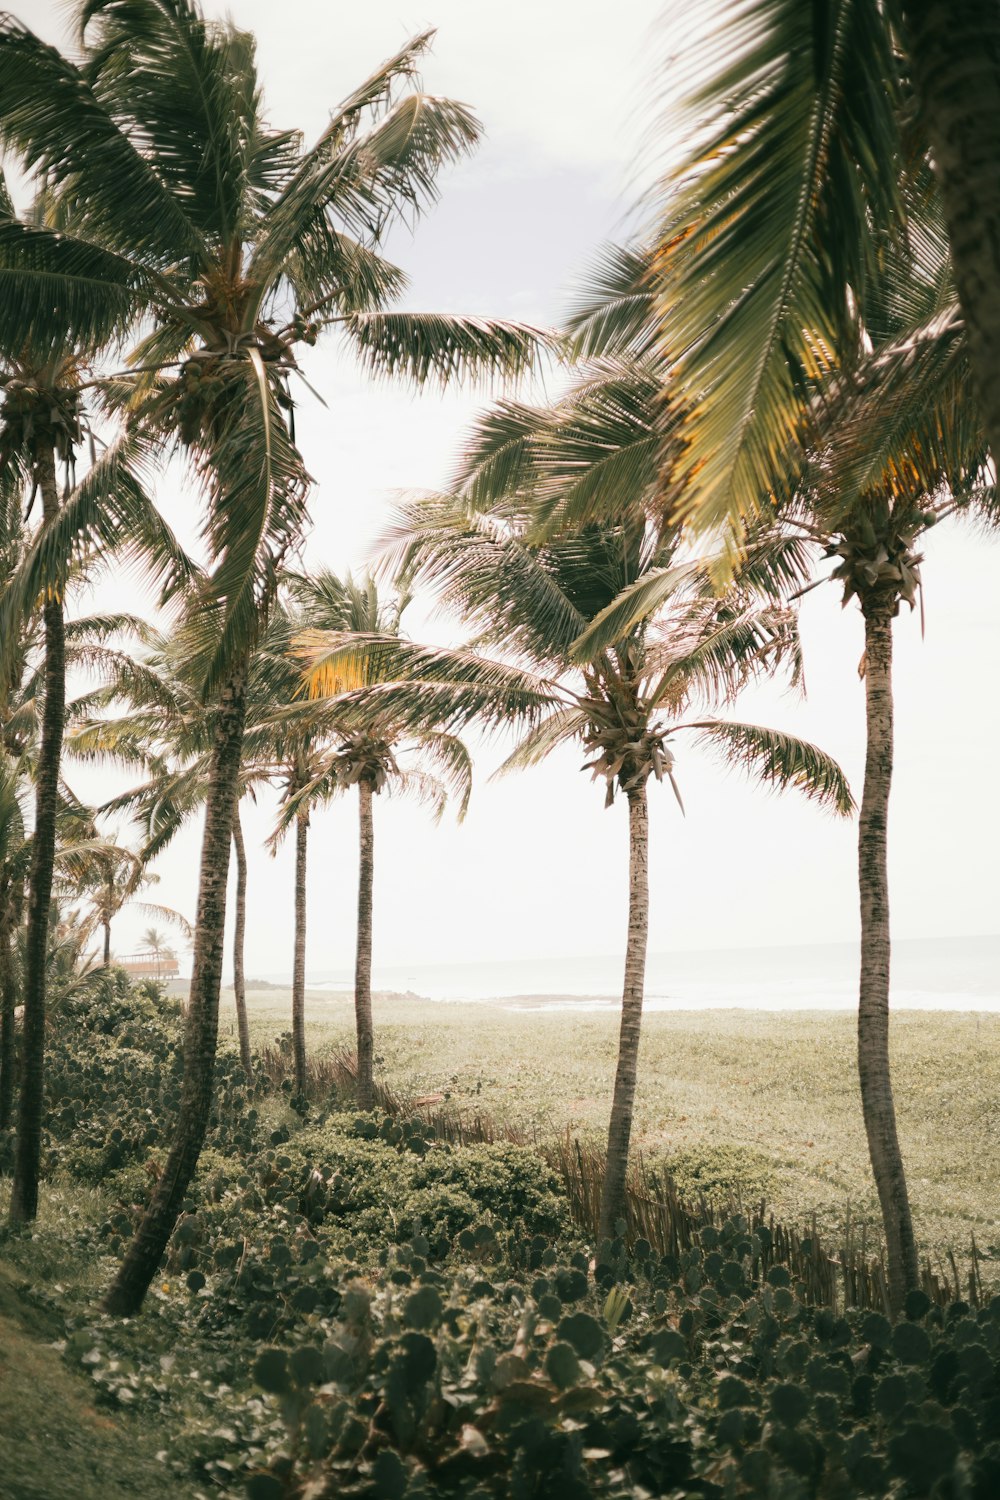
0, 922, 16, 1131
231, 805, 252, 1075
103, 918, 112, 967
903, 0, 1000, 465
858, 602, 918, 1314
103, 669, 247, 1315
10, 447, 64, 1224
291, 809, 308, 1093
354, 778, 375, 1110
599, 783, 649, 1243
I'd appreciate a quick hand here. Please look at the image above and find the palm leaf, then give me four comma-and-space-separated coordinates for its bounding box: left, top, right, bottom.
568, 563, 698, 662
681, 718, 854, 814
0, 220, 144, 352
565, 242, 657, 360
652, 0, 904, 539
0, 14, 204, 264
345, 312, 559, 388
492, 706, 589, 777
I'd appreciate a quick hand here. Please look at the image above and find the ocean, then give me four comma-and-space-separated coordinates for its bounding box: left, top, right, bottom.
274, 934, 1000, 1013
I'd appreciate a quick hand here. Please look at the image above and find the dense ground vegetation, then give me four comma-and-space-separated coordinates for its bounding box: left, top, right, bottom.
230, 988, 1000, 1268
3, 979, 1000, 1499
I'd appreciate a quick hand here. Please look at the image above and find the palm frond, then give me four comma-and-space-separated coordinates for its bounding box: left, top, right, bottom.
814, 303, 983, 511
251, 44, 476, 289
565, 242, 657, 360
182, 362, 310, 695
128, 900, 192, 937
0, 431, 195, 679
492, 706, 589, 777
82, 0, 265, 249
568, 562, 699, 662
652, 0, 904, 539
379, 495, 591, 669
449, 401, 546, 512
649, 602, 804, 710
345, 312, 559, 389
681, 718, 854, 814
528, 360, 669, 534
0, 14, 204, 264
385, 766, 448, 822
402, 731, 473, 820
0, 219, 144, 353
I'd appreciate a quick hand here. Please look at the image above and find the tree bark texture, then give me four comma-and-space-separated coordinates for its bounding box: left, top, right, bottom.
858, 603, 919, 1314
354, 778, 375, 1111
10, 447, 64, 1224
598, 784, 649, 1243
103, 669, 247, 1314
231, 805, 252, 1075
903, 0, 1000, 463
292, 809, 308, 1094
103, 917, 112, 968
0, 925, 16, 1131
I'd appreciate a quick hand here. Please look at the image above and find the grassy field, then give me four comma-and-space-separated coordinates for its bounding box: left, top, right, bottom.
204, 984, 1000, 1268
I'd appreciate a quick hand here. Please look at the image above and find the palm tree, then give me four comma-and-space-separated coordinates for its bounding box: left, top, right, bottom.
0, 263, 141, 1223
290, 576, 474, 1108
0, 387, 168, 1223
140, 926, 177, 978
0, 753, 27, 1131
54, 829, 191, 969
69, 630, 272, 1068
379, 499, 852, 1238
253, 575, 358, 1093
578, 214, 991, 1307
76, 580, 352, 1089
0, 0, 550, 1306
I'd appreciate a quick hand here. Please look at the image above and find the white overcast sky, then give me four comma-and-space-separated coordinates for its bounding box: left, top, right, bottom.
15, 0, 1000, 978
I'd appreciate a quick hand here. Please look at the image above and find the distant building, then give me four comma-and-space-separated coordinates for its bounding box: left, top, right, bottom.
118, 950, 181, 979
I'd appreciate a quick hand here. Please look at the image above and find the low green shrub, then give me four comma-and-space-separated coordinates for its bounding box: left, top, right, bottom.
662, 1142, 776, 1208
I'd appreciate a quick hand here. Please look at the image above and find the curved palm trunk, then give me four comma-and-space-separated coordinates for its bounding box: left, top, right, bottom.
354, 778, 375, 1110
858, 602, 918, 1313
291, 810, 308, 1093
0, 922, 16, 1131
903, 0, 1000, 463
231, 805, 252, 1075
10, 447, 64, 1225
103, 669, 247, 1315
598, 783, 649, 1243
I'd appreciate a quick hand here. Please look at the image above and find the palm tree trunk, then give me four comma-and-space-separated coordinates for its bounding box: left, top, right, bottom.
103, 919, 112, 968
858, 601, 918, 1314
231, 805, 252, 1075
598, 782, 649, 1243
10, 447, 64, 1225
903, 0, 1000, 463
354, 778, 375, 1110
102, 668, 247, 1315
0, 921, 16, 1131
291, 809, 308, 1094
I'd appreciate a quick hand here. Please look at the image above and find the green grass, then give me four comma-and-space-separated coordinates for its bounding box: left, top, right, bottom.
215, 983, 1000, 1267
0, 1184, 200, 1500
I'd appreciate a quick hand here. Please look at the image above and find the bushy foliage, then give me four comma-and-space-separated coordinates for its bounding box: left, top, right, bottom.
36, 970, 261, 1197
7, 982, 1000, 1498
244, 1217, 1000, 1499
